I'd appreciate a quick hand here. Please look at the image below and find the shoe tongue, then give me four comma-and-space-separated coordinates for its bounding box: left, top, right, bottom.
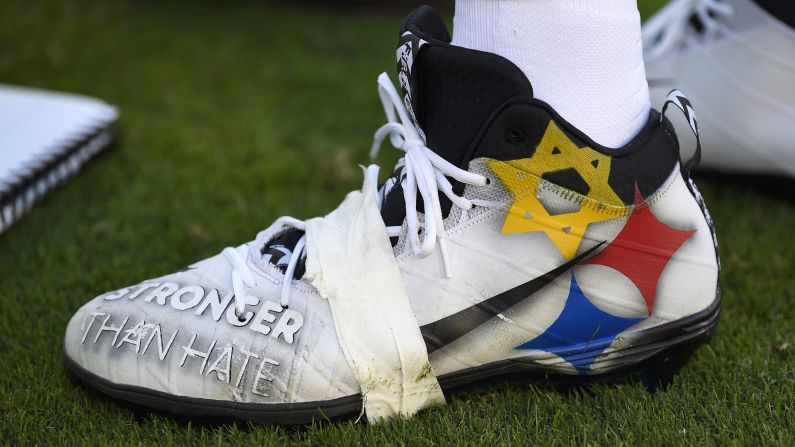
396, 6, 534, 169
260, 230, 305, 278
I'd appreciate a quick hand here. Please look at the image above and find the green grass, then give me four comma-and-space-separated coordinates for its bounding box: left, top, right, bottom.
1, 1, 794, 445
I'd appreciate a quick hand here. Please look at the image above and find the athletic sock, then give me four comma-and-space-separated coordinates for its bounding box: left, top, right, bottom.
451, 0, 650, 148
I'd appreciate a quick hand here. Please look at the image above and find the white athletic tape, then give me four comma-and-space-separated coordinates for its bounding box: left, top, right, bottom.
304, 165, 445, 423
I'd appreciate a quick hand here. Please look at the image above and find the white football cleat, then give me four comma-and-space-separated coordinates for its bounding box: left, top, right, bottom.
64, 6, 721, 425
644, 0, 795, 177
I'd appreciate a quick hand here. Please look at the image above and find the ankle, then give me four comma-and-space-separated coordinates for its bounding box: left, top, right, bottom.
452, 0, 650, 147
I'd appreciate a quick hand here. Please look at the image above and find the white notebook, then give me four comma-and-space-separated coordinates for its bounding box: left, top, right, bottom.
0, 85, 118, 234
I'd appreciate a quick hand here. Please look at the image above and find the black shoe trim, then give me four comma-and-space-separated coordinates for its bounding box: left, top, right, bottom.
62, 352, 363, 426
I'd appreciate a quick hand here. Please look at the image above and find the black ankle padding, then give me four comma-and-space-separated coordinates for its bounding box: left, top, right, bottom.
469, 101, 680, 206
412, 44, 533, 169
400, 5, 451, 42
752, 0, 795, 29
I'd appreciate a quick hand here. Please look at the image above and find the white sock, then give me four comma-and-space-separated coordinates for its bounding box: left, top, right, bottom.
452, 0, 650, 148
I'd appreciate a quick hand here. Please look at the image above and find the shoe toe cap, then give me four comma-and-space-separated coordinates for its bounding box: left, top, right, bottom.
64, 265, 359, 407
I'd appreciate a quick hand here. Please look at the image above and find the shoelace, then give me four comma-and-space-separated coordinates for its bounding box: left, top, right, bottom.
642, 0, 734, 62
222, 216, 306, 319
220, 73, 489, 319
370, 72, 489, 274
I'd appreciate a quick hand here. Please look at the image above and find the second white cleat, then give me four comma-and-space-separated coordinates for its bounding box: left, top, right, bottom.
644, 0, 795, 177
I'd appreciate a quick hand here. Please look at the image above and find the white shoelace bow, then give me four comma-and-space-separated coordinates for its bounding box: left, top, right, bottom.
643, 0, 734, 62
221, 73, 488, 319
370, 72, 489, 275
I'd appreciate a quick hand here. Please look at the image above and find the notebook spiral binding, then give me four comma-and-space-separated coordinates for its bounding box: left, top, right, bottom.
0, 120, 117, 234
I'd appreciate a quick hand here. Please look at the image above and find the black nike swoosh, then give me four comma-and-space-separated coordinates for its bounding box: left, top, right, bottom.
419, 242, 604, 354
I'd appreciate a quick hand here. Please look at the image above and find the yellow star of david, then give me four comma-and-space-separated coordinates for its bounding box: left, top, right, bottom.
486, 121, 629, 260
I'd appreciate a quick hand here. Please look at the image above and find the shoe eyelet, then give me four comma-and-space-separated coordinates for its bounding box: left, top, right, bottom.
505, 127, 525, 144
485, 177, 491, 185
